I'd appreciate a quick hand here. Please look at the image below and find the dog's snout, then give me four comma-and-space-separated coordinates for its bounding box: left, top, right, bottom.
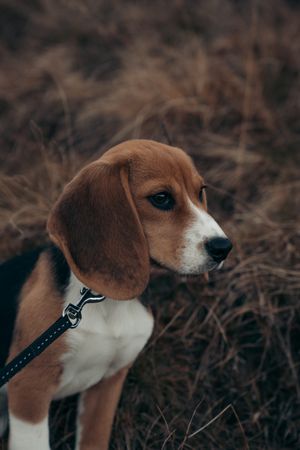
205, 237, 232, 262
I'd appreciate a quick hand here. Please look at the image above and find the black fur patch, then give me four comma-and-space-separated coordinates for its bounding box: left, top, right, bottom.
46, 244, 70, 295
0, 247, 44, 368
0, 244, 70, 369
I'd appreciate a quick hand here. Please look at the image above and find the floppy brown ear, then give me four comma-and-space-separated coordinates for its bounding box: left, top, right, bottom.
47, 160, 150, 300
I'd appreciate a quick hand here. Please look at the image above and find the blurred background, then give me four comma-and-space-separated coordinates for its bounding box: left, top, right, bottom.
0, 0, 299, 448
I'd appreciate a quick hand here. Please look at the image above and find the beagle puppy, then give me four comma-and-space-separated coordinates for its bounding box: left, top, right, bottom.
0, 139, 232, 450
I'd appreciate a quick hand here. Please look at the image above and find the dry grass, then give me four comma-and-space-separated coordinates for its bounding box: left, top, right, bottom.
0, 0, 300, 448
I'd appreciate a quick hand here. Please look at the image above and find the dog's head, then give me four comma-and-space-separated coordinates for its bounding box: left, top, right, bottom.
47, 140, 232, 299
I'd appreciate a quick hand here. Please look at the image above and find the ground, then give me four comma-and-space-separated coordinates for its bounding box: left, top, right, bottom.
0, 0, 300, 449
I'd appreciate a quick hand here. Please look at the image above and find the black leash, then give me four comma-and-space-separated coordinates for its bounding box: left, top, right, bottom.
0, 287, 105, 388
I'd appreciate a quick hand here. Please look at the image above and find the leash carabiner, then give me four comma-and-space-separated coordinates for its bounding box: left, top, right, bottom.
63, 287, 106, 328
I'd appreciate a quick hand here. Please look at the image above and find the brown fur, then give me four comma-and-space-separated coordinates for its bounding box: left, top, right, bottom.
7, 139, 209, 445
48, 140, 207, 297
122, 140, 207, 270
47, 157, 150, 300
78, 366, 129, 450
8, 253, 66, 423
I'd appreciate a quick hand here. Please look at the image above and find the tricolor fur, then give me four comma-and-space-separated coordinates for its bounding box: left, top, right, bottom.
0, 140, 232, 450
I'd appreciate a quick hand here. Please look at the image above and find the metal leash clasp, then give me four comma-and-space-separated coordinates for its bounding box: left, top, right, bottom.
63, 287, 106, 328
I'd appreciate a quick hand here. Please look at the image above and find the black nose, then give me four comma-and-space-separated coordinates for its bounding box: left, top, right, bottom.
205, 237, 232, 262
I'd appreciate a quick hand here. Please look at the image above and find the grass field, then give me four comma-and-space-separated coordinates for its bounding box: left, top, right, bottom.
0, 0, 300, 448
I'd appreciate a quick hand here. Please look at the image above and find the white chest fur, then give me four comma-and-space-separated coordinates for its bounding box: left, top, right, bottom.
54, 275, 154, 399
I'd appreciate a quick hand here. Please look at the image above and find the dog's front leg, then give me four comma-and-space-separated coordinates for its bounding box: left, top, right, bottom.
75, 366, 129, 450
7, 364, 59, 450
9, 413, 50, 450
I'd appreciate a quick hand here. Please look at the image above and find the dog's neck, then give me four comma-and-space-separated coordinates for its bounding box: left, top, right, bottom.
64, 272, 137, 314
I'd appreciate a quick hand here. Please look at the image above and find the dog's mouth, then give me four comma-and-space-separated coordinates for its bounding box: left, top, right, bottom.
150, 257, 224, 277
150, 258, 171, 272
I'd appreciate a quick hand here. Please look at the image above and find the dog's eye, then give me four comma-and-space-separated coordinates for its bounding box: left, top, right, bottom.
199, 185, 206, 203
148, 192, 175, 211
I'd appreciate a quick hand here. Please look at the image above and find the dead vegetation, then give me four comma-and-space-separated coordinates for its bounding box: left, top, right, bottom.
0, 0, 300, 448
